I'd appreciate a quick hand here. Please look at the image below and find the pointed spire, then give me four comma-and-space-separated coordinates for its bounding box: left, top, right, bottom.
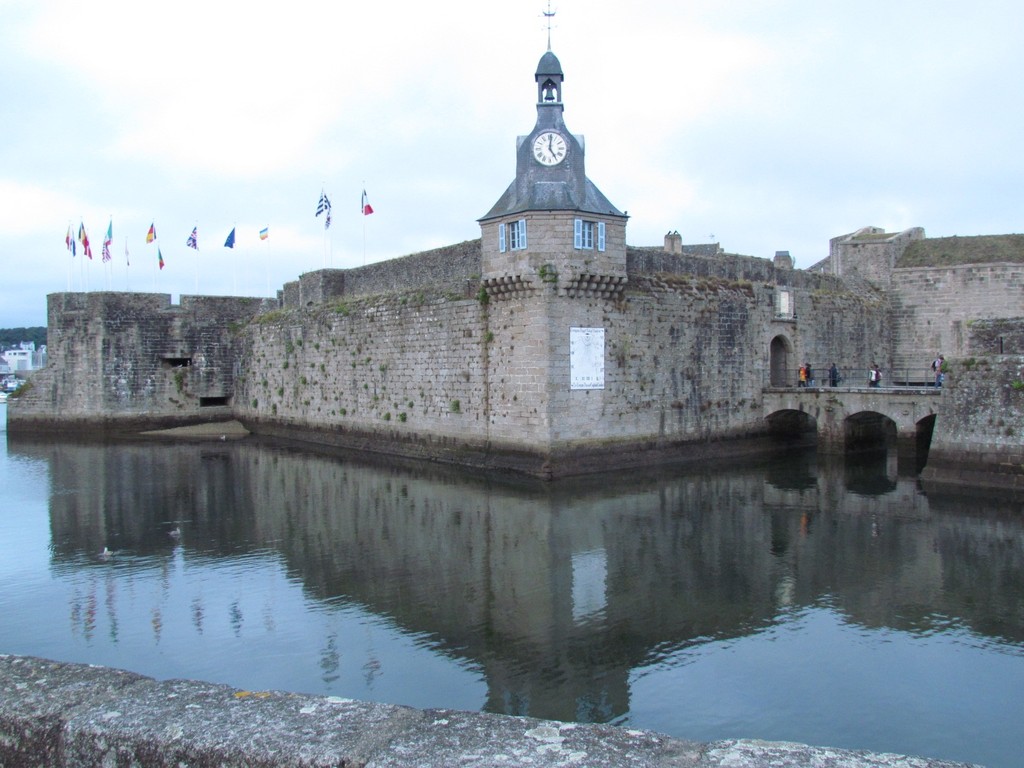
543, 1, 556, 51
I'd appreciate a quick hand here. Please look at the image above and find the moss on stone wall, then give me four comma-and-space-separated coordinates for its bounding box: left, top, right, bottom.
899, 234, 1024, 267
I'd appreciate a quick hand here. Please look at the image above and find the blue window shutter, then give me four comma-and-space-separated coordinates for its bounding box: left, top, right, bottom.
574, 218, 582, 249
498, 223, 506, 253
519, 219, 527, 249
598, 221, 606, 252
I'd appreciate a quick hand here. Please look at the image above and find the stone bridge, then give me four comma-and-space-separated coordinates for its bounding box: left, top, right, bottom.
762, 386, 943, 454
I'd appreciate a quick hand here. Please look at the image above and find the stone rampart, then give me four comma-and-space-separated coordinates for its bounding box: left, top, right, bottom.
626, 248, 837, 290
233, 289, 499, 462
7, 244, 894, 477
889, 263, 1024, 371
921, 354, 1024, 494
282, 240, 483, 309
964, 316, 1024, 356
829, 227, 925, 288
0, 655, 977, 767
9, 292, 273, 433
237, 268, 882, 475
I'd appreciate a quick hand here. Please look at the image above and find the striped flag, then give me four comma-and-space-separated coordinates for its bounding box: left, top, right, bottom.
158, 248, 165, 270
146, 223, 156, 243
186, 227, 198, 250
65, 225, 76, 257
316, 190, 332, 229
259, 227, 269, 240
361, 189, 374, 215
78, 223, 93, 260
102, 219, 112, 263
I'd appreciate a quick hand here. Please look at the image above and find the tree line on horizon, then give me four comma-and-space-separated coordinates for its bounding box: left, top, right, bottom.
0, 327, 46, 349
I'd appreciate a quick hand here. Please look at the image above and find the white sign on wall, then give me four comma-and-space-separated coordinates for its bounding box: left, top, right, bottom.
570, 327, 605, 390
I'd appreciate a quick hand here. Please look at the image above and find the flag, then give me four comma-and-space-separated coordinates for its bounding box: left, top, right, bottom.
146, 223, 156, 243
158, 248, 165, 270
125, 238, 130, 267
78, 223, 93, 260
224, 228, 236, 248
102, 219, 112, 263
65, 225, 75, 257
316, 190, 331, 229
259, 227, 268, 240
362, 189, 374, 215
186, 227, 198, 250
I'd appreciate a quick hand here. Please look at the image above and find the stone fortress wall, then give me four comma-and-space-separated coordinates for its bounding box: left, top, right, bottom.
27, 292, 274, 431
889, 263, 1024, 371
8, 220, 1024, 482
9, 232, 907, 477
6, 32, 1023, 481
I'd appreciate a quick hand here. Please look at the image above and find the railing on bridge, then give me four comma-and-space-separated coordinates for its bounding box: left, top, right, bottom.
772, 367, 942, 389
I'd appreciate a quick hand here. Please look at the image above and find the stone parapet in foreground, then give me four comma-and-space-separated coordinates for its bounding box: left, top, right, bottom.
0, 655, 976, 767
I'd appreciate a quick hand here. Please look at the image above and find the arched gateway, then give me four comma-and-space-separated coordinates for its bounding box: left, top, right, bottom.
769, 335, 793, 387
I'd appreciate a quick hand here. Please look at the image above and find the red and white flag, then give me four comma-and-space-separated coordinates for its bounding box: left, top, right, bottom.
361, 189, 374, 216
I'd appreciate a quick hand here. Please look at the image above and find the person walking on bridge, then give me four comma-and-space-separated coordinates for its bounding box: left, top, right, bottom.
829, 362, 840, 387
931, 355, 945, 387
869, 363, 881, 388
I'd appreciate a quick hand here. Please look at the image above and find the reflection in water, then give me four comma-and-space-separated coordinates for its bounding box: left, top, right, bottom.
2, 432, 1024, 768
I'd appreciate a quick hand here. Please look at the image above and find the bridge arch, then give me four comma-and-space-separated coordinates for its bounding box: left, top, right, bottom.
761, 389, 941, 472
844, 410, 898, 450
765, 408, 816, 440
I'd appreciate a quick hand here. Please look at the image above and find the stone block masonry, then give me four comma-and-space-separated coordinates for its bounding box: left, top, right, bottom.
890, 264, 1024, 371
0, 655, 977, 767
230, 263, 885, 477
234, 290, 495, 462
8, 240, 892, 477
11, 292, 275, 433
922, 354, 1024, 495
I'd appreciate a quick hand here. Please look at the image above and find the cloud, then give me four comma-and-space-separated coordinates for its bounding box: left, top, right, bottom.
2, 0, 1024, 327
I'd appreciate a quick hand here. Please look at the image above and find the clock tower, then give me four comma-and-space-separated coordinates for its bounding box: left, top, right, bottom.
478, 49, 629, 467
479, 49, 628, 300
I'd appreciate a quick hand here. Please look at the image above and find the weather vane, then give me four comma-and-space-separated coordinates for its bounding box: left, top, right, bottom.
543, 1, 556, 50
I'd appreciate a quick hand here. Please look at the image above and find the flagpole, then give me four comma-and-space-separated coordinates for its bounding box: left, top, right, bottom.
66, 222, 72, 292
78, 219, 84, 292
194, 221, 199, 295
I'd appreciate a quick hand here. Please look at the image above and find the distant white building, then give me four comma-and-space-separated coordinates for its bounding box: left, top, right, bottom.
1, 341, 46, 372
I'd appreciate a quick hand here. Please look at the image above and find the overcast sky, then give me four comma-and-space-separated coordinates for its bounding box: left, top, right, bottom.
2, 0, 1021, 329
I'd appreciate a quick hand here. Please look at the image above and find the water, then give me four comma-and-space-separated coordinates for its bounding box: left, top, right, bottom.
2, 402, 1022, 767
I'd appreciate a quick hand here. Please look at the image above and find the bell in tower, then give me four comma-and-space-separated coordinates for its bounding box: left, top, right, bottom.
536, 51, 563, 105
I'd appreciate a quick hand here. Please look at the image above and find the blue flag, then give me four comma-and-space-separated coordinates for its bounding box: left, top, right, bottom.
224, 228, 236, 248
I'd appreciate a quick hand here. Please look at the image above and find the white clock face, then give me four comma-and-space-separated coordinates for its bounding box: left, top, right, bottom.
532, 131, 567, 166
